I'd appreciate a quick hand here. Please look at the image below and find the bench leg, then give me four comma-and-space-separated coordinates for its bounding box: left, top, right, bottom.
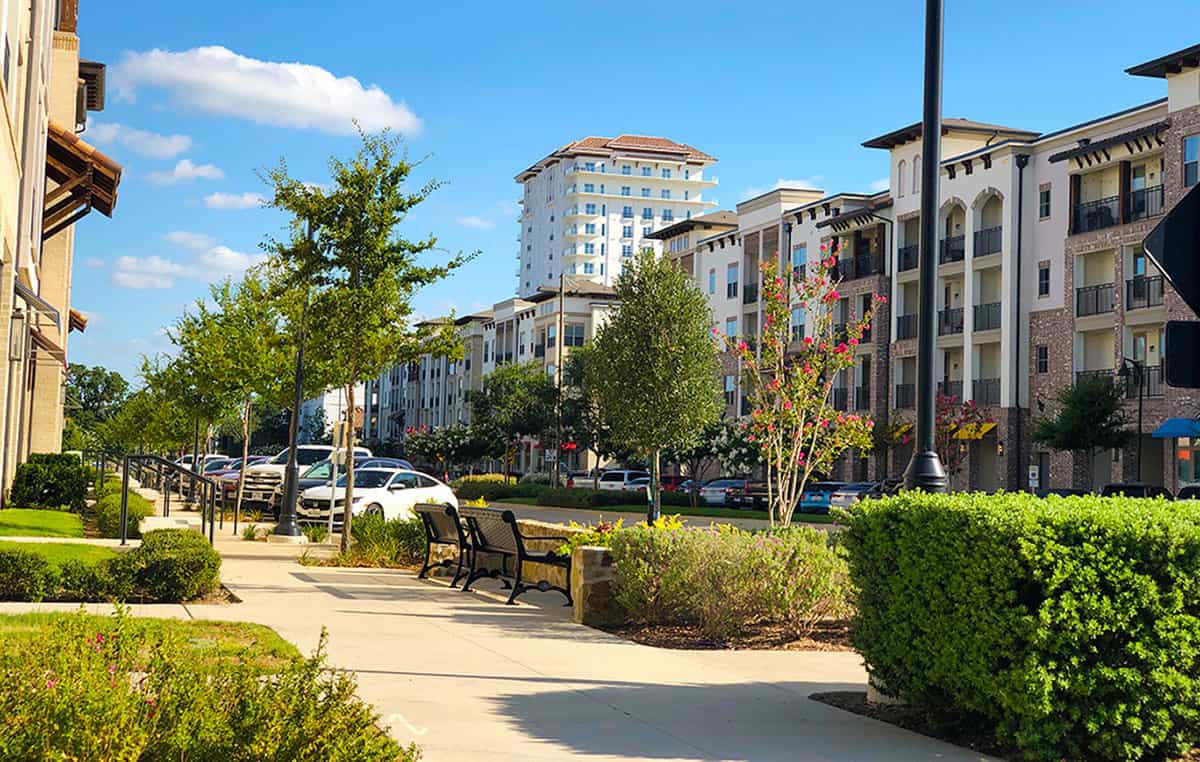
506, 561, 524, 605
417, 542, 434, 579
460, 547, 483, 592
450, 548, 467, 588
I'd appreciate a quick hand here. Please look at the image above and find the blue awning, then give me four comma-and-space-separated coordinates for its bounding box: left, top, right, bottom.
1152, 418, 1200, 439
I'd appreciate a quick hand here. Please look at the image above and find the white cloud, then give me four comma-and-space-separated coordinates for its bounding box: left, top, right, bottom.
197, 245, 266, 277
457, 215, 496, 230
84, 257, 105, 269
203, 191, 265, 210
86, 121, 191, 159
869, 177, 890, 193
112, 46, 422, 136
147, 158, 224, 185
740, 177, 824, 200
163, 230, 216, 251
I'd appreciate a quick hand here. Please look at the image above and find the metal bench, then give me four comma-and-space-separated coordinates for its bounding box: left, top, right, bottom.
413, 502, 472, 587
457, 506, 573, 606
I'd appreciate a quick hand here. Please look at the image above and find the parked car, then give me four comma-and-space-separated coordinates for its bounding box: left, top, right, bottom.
1036, 487, 1090, 498
1178, 486, 1200, 501
699, 478, 747, 506
799, 482, 846, 514
202, 458, 233, 474
729, 480, 768, 510
175, 453, 229, 470
272, 456, 414, 515
241, 444, 373, 516
564, 470, 596, 489
659, 475, 688, 492
595, 470, 650, 491
625, 476, 651, 492
297, 468, 456, 526
1100, 483, 1173, 499
829, 482, 885, 508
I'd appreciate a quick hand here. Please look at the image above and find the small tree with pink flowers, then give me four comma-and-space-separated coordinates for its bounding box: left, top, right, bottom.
731, 248, 883, 527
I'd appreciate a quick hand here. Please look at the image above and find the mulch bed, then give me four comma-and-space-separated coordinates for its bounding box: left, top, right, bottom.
598, 618, 853, 651
811, 691, 1200, 761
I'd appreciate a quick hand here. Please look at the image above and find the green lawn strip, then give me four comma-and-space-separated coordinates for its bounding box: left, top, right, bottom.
0, 612, 300, 672
492, 497, 835, 524
0, 540, 117, 566
0, 509, 84, 538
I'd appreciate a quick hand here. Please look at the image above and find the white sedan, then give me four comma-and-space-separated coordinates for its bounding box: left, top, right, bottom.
297, 468, 457, 524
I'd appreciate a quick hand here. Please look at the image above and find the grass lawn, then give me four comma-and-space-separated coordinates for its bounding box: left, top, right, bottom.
0, 612, 300, 672
0, 540, 117, 566
493, 496, 837, 524
0, 509, 84, 538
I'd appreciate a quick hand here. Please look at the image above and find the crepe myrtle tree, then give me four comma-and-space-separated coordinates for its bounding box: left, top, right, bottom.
732, 251, 879, 527
892, 393, 995, 483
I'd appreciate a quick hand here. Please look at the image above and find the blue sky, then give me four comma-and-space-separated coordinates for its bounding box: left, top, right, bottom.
69, 0, 1199, 381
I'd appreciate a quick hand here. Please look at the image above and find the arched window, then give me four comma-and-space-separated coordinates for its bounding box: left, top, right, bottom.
913, 155, 922, 195
897, 160, 907, 198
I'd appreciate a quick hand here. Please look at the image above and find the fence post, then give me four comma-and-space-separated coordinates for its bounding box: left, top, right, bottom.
119, 456, 130, 546
199, 474, 206, 538
163, 464, 171, 518
208, 484, 216, 545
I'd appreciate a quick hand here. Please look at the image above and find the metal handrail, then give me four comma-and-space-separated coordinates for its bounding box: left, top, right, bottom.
120, 454, 218, 546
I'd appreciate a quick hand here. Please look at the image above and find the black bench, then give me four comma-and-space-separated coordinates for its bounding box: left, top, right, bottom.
414, 502, 472, 588
457, 506, 573, 606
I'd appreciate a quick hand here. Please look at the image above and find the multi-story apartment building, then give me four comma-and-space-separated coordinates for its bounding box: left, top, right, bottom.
0, 0, 119, 497
515, 135, 718, 298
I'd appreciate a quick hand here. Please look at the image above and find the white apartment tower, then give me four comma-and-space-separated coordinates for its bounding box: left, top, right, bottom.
514, 135, 718, 297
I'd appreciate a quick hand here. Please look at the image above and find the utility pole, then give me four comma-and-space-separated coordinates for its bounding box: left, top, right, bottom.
904, 0, 948, 492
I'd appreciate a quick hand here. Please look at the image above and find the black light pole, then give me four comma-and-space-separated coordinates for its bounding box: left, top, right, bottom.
904, 0, 948, 492
274, 226, 313, 539
1119, 358, 1145, 481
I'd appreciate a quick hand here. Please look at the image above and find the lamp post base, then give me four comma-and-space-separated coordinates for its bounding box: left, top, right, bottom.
903, 449, 948, 492
267, 532, 308, 545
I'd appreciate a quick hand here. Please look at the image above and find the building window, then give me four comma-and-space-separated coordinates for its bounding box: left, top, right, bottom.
621, 186, 631, 196
1039, 184, 1051, 219
723, 375, 736, 406
584, 243, 595, 254
584, 162, 595, 171
661, 189, 671, 199
621, 165, 631, 175
708, 269, 716, 294
913, 154, 921, 195
1036, 345, 1049, 374
662, 168, 672, 178
564, 323, 585, 347
726, 263, 739, 299
643, 226, 652, 237
585, 203, 596, 214
584, 223, 595, 234
897, 160, 907, 198
662, 210, 674, 221
622, 206, 633, 218
622, 244, 632, 257
622, 225, 632, 238
642, 208, 653, 220
583, 183, 594, 193
641, 187, 651, 197
790, 307, 805, 342
1186, 136, 1199, 187
583, 262, 595, 274
1037, 261, 1050, 297
725, 316, 738, 338
641, 166, 651, 176
791, 244, 806, 277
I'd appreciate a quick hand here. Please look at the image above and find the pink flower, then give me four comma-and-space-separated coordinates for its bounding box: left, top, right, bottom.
783, 400, 793, 410
820, 419, 830, 428
803, 336, 814, 346
46, 678, 58, 690
748, 435, 756, 442
737, 341, 748, 352
849, 338, 859, 346
711, 325, 719, 335
834, 342, 848, 354
819, 243, 828, 253
802, 364, 812, 374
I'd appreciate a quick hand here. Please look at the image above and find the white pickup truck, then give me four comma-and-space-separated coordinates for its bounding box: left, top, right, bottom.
240, 444, 371, 517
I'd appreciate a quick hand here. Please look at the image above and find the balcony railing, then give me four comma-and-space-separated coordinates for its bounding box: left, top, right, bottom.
895, 383, 916, 409
1073, 195, 1119, 233
1124, 364, 1165, 398
973, 302, 1001, 331
1076, 283, 1115, 316
973, 226, 1002, 256
1075, 368, 1113, 385
938, 307, 964, 335
831, 387, 849, 411
854, 386, 871, 410
899, 245, 919, 272
742, 283, 759, 305
939, 235, 965, 264
896, 313, 918, 340
853, 253, 884, 278
1126, 275, 1164, 310
832, 259, 855, 281
937, 380, 964, 401
1128, 185, 1165, 222
973, 378, 1001, 406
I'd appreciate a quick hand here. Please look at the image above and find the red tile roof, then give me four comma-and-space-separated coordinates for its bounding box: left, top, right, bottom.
518, 135, 716, 180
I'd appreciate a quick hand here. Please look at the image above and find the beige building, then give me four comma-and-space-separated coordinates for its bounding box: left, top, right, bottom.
0, 0, 121, 497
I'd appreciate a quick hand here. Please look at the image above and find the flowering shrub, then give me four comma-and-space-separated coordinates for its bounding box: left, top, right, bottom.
554, 514, 685, 556
892, 392, 994, 479
611, 525, 850, 640
732, 254, 879, 526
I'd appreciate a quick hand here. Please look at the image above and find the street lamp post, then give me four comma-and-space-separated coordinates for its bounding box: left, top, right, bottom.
904, 0, 948, 492
1119, 358, 1145, 481
274, 222, 314, 540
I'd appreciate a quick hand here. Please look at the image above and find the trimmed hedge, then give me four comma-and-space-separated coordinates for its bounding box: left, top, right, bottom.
452, 480, 544, 502
9, 453, 88, 512
95, 492, 154, 539
844, 492, 1200, 761
535, 487, 692, 509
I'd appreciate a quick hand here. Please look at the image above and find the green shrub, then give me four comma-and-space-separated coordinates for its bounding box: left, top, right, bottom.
610, 527, 692, 625
844, 492, 1200, 762
453, 480, 543, 502
9, 453, 88, 512
56, 558, 115, 600
301, 523, 329, 543
0, 548, 55, 601
121, 529, 221, 601
0, 608, 417, 761
95, 492, 154, 538
451, 473, 507, 487
339, 513, 426, 567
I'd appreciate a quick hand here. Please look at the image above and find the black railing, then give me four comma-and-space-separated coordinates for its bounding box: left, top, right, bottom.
832, 259, 855, 281
895, 383, 916, 409
854, 386, 871, 410
861, 323, 872, 344
938, 307, 964, 335
896, 314, 918, 340
1076, 283, 1115, 316
1125, 364, 1165, 398
1073, 196, 1119, 233
973, 302, 1002, 331
973, 378, 1001, 406
120, 454, 218, 545
742, 283, 759, 305
853, 253, 884, 278
1128, 185, 1165, 222
832, 387, 849, 411
1126, 276, 1164, 310
937, 380, 963, 401
899, 245, 919, 272
939, 235, 965, 264
974, 226, 1002, 256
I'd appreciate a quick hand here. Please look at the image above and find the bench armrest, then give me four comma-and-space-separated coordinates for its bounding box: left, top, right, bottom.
521, 534, 570, 543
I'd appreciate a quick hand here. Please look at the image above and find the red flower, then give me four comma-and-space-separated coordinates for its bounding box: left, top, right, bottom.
803, 336, 814, 346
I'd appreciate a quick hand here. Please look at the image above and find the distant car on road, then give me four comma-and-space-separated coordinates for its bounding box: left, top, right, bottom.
799, 482, 846, 514
829, 482, 886, 508
298, 468, 456, 526
659, 475, 688, 492
1177, 486, 1200, 501
1100, 483, 1173, 499
274, 456, 414, 515
1036, 487, 1090, 498
596, 470, 650, 491
699, 478, 746, 506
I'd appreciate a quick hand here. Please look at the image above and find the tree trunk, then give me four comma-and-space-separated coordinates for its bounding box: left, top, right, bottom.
339, 384, 356, 553
648, 448, 661, 523
235, 397, 251, 532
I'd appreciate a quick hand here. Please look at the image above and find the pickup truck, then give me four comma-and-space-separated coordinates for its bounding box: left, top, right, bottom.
240, 444, 371, 517
728, 480, 769, 510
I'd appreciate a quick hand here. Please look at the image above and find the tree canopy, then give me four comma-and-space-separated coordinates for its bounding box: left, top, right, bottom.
1033, 373, 1131, 489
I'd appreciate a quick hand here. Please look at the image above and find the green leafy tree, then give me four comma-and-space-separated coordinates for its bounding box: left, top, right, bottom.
468, 362, 556, 479
63, 364, 129, 448
587, 249, 723, 520
561, 345, 615, 488
264, 129, 472, 551
732, 253, 878, 527
1033, 373, 1132, 490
